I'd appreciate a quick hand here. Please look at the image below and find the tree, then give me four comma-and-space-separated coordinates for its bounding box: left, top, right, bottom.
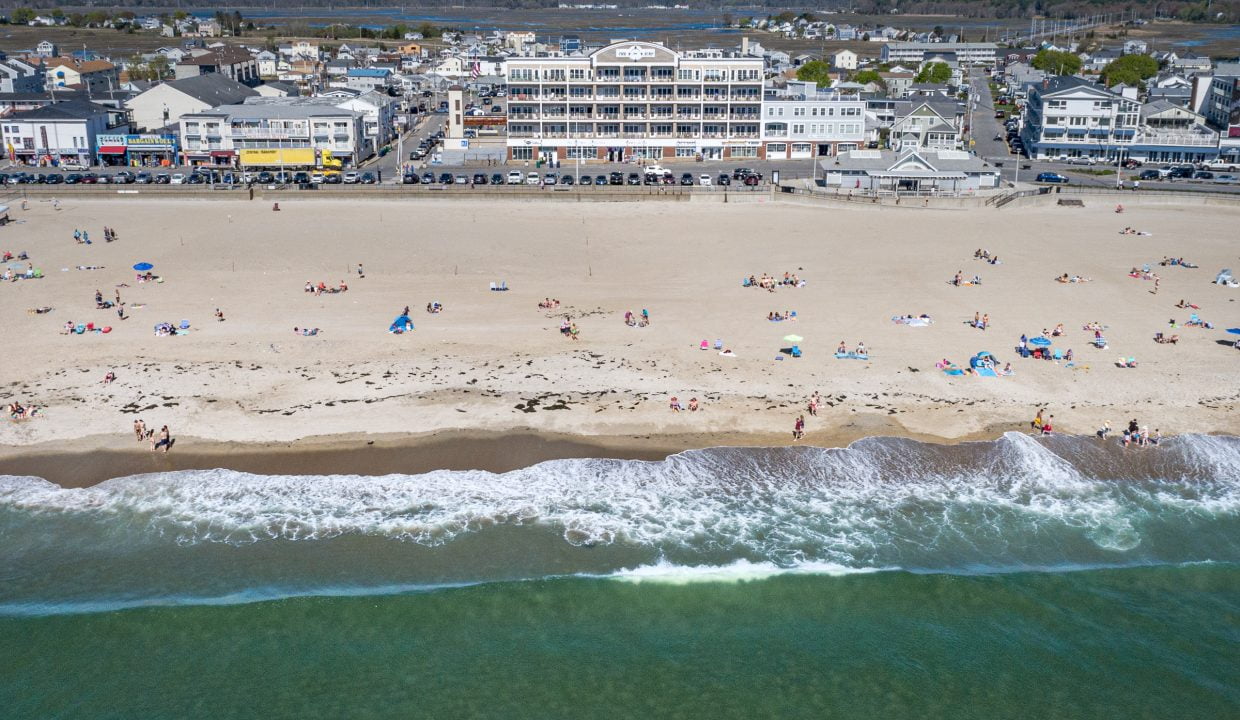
1031, 49, 1081, 76
10, 7, 36, 25
853, 69, 887, 89
915, 62, 952, 84
933, 25, 945, 37
796, 60, 833, 87
1101, 54, 1159, 88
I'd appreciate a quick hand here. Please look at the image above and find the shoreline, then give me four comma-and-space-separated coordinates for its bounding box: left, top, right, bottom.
0, 421, 1026, 488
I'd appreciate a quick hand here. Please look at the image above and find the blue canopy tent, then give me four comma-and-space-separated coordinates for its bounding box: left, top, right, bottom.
389, 315, 413, 333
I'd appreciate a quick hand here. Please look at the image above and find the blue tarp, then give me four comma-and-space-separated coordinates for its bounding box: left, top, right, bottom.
389, 315, 413, 333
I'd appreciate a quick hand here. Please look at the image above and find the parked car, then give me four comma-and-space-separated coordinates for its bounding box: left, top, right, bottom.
439, 173, 454, 184
134, 172, 152, 184
155, 173, 171, 184
626, 172, 641, 185
609, 171, 624, 185
717, 173, 731, 186
743, 173, 760, 186
292, 171, 311, 184
310, 172, 325, 184
543, 172, 557, 184
732, 167, 755, 179
490, 173, 503, 185
560, 175, 574, 185
507, 171, 524, 184
80, 173, 98, 184
1035, 172, 1069, 183
1138, 169, 1161, 181
1167, 166, 1194, 179
113, 171, 135, 184
274, 171, 292, 184
421, 172, 436, 184
699, 174, 712, 186
1192, 170, 1214, 180
680, 172, 694, 186
595, 175, 607, 186
59, 162, 88, 171
1212, 174, 1237, 183
1064, 156, 1097, 166
473, 173, 488, 185
342, 171, 360, 184
324, 173, 342, 184
994, 110, 1006, 119
43, 173, 63, 185
579, 174, 593, 185
360, 172, 377, 184
255, 171, 274, 184
526, 172, 541, 185
453, 174, 469, 184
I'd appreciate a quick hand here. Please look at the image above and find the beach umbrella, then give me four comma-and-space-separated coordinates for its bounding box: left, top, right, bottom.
783, 334, 804, 344
1227, 328, 1240, 335
133, 262, 154, 271
5, 261, 24, 269
1028, 336, 1052, 347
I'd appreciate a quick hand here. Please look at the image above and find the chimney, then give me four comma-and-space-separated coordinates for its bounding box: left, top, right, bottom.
742, 36, 749, 56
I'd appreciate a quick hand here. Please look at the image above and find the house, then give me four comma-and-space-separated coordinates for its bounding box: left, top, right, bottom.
398, 42, 424, 57
889, 98, 965, 151
831, 49, 858, 71
255, 50, 278, 79
0, 53, 44, 94
820, 148, 1000, 194
1169, 54, 1213, 76
325, 59, 352, 78
761, 82, 866, 159
1083, 48, 1121, 73
125, 73, 258, 131
328, 89, 397, 147
175, 47, 260, 87
344, 67, 391, 93
44, 57, 119, 92
1021, 77, 1139, 160
35, 40, 58, 57
1122, 39, 1148, 55
877, 71, 915, 98
2, 98, 126, 166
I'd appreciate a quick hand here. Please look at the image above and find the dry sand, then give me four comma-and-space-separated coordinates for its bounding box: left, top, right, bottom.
1, 196, 1238, 475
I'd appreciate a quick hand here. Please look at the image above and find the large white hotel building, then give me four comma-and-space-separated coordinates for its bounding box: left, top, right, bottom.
505, 40, 767, 163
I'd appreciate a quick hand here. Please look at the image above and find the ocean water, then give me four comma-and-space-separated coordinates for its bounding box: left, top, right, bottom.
2, 433, 1238, 718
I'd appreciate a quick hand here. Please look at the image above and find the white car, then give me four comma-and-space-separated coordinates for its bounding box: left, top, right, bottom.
342, 171, 360, 184
310, 172, 325, 184
59, 162, 88, 171
698, 174, 712, 186
643, 165, 668, 175
526, 172, 541, 185
507, 171, 524, 184
170, 173, 185, 184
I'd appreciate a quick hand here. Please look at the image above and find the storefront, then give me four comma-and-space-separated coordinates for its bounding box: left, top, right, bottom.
95, 134, 179, 167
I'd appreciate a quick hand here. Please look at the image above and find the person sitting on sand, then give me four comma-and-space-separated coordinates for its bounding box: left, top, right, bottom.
102, 371, 116, 385
338, 281, 348, 293
837, 341, 847, 355
688, 398, 699, 412
304, 281, 313, 293
215, 308, 225, 322
856, 341, 867, 355
669, 396, 681, 412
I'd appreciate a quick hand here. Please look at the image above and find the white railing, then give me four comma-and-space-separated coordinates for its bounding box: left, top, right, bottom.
1136, 131, 1219, 147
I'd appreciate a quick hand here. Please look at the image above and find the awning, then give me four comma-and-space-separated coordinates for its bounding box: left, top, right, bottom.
1067, 128, 1087, 135
98, 145, 126, 154
210, 150, 235, 157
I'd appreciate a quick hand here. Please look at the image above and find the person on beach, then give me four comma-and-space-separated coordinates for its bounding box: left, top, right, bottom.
134, 419, 146, 441
1032, 408, 1045, 431
151, 425, 172, 453
688, 398, 699, 412
1041, 415, 1054, 435
808, 392, 820, 416
669, 396, 681, 412
215, 308, 225, 322
102, 371, 115, 385
357, 263, 365, 279
793, 415, 805, 441
1097, 421, 1111, 439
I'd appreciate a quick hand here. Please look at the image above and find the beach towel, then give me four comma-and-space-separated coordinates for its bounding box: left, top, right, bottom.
975, 367, 998, 378
835, 352, 869, 360
943, 367, 964, 376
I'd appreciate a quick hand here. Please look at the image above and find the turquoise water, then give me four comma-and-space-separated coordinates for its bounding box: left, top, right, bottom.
3, 434, 1239, 717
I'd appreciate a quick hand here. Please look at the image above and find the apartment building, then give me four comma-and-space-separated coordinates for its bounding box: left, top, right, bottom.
1022, 76, 1219, 163
504, 40, 764, 162
178, 101, 366, 167
761, 81, 865, 159
881, 42, 998, 67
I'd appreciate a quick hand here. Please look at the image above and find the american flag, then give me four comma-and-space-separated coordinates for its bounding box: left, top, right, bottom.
471, 59, 480, 79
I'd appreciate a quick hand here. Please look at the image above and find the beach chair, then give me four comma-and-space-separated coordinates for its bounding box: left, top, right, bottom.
500, 281, 508, 291
489, 282, 497, 291
713, 339, 723, 350
790, 345, 802, 358
1052, 349, 1063, 361
789, 311, 797, 320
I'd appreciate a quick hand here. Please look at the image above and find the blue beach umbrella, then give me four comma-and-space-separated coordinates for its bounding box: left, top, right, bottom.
133, 262, 154, 271
1028, 336, 1052, 348
1227, 328, 1240, 335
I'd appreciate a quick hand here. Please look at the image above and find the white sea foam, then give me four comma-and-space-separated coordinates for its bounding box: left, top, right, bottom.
2, 435, 1238, 570
605, 559, 888, 584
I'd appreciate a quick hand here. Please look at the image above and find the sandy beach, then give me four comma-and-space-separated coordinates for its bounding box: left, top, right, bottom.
2, 196, 1238, 480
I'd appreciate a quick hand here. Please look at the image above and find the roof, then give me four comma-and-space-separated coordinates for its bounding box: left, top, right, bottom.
191, 102, 364, 121
177, 46, 254, 67
159, 73, 258, 105
44, 57, 115, 73
347, 67, 390, 77
11, 98, 111, 120
823, 148, 995, 174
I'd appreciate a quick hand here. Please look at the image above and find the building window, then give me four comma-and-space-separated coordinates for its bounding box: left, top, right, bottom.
512, 147, 533, 160
793, 124, 804, 134
675, 147, 696, 157
732, 146, 757, 157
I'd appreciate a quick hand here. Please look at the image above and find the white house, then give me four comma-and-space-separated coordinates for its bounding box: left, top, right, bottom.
831, 49, 858, 71
762, 81, 866, 159
2, 99, 124, 166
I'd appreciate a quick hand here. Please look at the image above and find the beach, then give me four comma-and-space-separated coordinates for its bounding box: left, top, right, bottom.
3, 195, 1240, 716
1, 196, 1238, 475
